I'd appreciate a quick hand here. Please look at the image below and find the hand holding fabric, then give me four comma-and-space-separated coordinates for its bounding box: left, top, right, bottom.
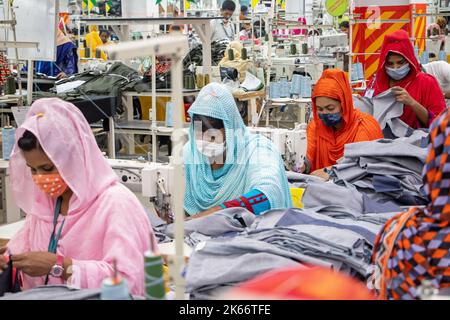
11, 252, 57, 277
392, 86, 417, 106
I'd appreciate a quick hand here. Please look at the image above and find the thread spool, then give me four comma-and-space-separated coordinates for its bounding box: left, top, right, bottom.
95, 48, 102, 59
290, 43, 297, 55
5, 76, 15, 95
421, 50, 429, 65
100, 277, 130, 300
414, 47, 420, 61
144, 251, 165, 300
241, 47, 248, 60
301, 43, 308, 55
227, 48, 234, 61
2, 126, 15, 160
356, 63, 364, 80
290, 74, 302, 96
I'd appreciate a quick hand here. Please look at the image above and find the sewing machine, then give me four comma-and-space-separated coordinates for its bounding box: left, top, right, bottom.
248, 126, 307, 171
107, 158, 148, 193
271, 56, 324, 84
141, 161, 176, 223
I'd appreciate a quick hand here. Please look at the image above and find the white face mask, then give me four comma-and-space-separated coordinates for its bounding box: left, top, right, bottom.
195, 139, 226, 160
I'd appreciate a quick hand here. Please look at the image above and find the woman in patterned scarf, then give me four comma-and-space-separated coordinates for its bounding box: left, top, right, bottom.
370, 109, 450, 300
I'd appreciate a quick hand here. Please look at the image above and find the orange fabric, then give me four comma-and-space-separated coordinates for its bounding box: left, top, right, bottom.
307, 69, 383, 171
224, 267, 375, 300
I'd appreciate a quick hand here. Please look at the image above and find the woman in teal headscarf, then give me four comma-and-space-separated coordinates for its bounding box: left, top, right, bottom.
184, 83, 292, 218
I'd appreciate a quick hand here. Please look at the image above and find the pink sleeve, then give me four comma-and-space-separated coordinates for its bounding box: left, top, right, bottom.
67, 196, 154, 296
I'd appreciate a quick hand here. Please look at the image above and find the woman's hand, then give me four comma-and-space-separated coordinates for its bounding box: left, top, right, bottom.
188, 206, 222, 220
391, 86, 417, 106
392, 86, 429, 126
310, 168, 330, 181
0, 246, 7, 273
11, 252, 57, 277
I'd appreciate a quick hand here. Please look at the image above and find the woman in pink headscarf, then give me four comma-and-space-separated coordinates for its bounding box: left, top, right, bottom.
0, 98, 156, 296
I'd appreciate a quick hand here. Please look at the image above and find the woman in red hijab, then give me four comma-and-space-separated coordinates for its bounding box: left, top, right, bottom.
371, 30, 445, 129
303, 69, 383, 179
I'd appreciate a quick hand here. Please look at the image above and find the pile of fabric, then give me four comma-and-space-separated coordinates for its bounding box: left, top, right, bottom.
329, 130, 429, 207
151, 206, 398, 299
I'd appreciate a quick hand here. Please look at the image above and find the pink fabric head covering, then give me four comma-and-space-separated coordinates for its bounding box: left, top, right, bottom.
7, 98, 155, 295
9, 98, 118, 220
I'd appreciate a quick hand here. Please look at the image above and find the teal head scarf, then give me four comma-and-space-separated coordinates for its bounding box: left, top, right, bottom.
183, 83, 292, 215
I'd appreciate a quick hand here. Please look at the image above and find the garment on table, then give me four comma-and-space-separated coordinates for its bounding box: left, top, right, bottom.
1, 285, 101, 300
220, 189, 270, 215
373, 30, 446, 129
423, 61, 450, 107
165, 207, 255, 238
307, 69, 383, 171
7, 98, 156, 296
330, 131, 429, 207
210, 19, 236, 42
35, 30, 78, 77
370, 109, 450, 300
183, 83, 292, 215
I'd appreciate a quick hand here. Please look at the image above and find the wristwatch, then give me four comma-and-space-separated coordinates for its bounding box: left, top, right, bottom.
49, 254, 65, 278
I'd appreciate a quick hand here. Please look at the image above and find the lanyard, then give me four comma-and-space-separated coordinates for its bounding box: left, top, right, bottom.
45, 197, 65, 285
48, 196, 65, 254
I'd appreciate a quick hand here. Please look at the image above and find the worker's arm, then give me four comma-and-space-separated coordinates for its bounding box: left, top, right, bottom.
444, 91, 450, 99
391, 86, 429, 127
11, 252, 73, 280
189, 189, 271, 219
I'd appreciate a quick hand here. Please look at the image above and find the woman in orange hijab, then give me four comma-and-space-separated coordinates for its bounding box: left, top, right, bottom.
303, 69, 383, 179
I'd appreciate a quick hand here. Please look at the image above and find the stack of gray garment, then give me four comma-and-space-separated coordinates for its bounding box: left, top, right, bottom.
184, 207, 397, 299
330, 131, 429, 207
287, 171, 404, 214
353, 90, 427, 139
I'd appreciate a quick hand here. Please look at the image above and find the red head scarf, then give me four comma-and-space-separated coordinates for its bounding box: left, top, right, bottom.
373, 30, 446, 128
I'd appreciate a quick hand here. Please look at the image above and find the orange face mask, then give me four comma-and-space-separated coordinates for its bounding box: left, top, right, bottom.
32, 173, 68, 198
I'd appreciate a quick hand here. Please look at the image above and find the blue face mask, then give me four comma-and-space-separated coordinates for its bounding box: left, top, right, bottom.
385, 63, 411, 81
319, 112, 342, 127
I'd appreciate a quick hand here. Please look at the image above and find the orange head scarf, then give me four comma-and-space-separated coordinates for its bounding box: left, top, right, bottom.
222, 267, 375, 300
307, 69, 383, 171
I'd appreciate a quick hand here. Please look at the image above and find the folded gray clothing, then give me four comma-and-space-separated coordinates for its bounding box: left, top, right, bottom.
343, 138, 427, 163
165, 207, 255, 238
185, 238, 314, 292
185, 232, 213, 247
190, 285, 235, 300
285, 171, 324, 184
250, 209, 287, 230
362, 194, 402, 214
0, 286, 102, 300
274, 208, 381, 244
245, 227, 371, 276
301, 180, 364, 214
372, 175, 402, 193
